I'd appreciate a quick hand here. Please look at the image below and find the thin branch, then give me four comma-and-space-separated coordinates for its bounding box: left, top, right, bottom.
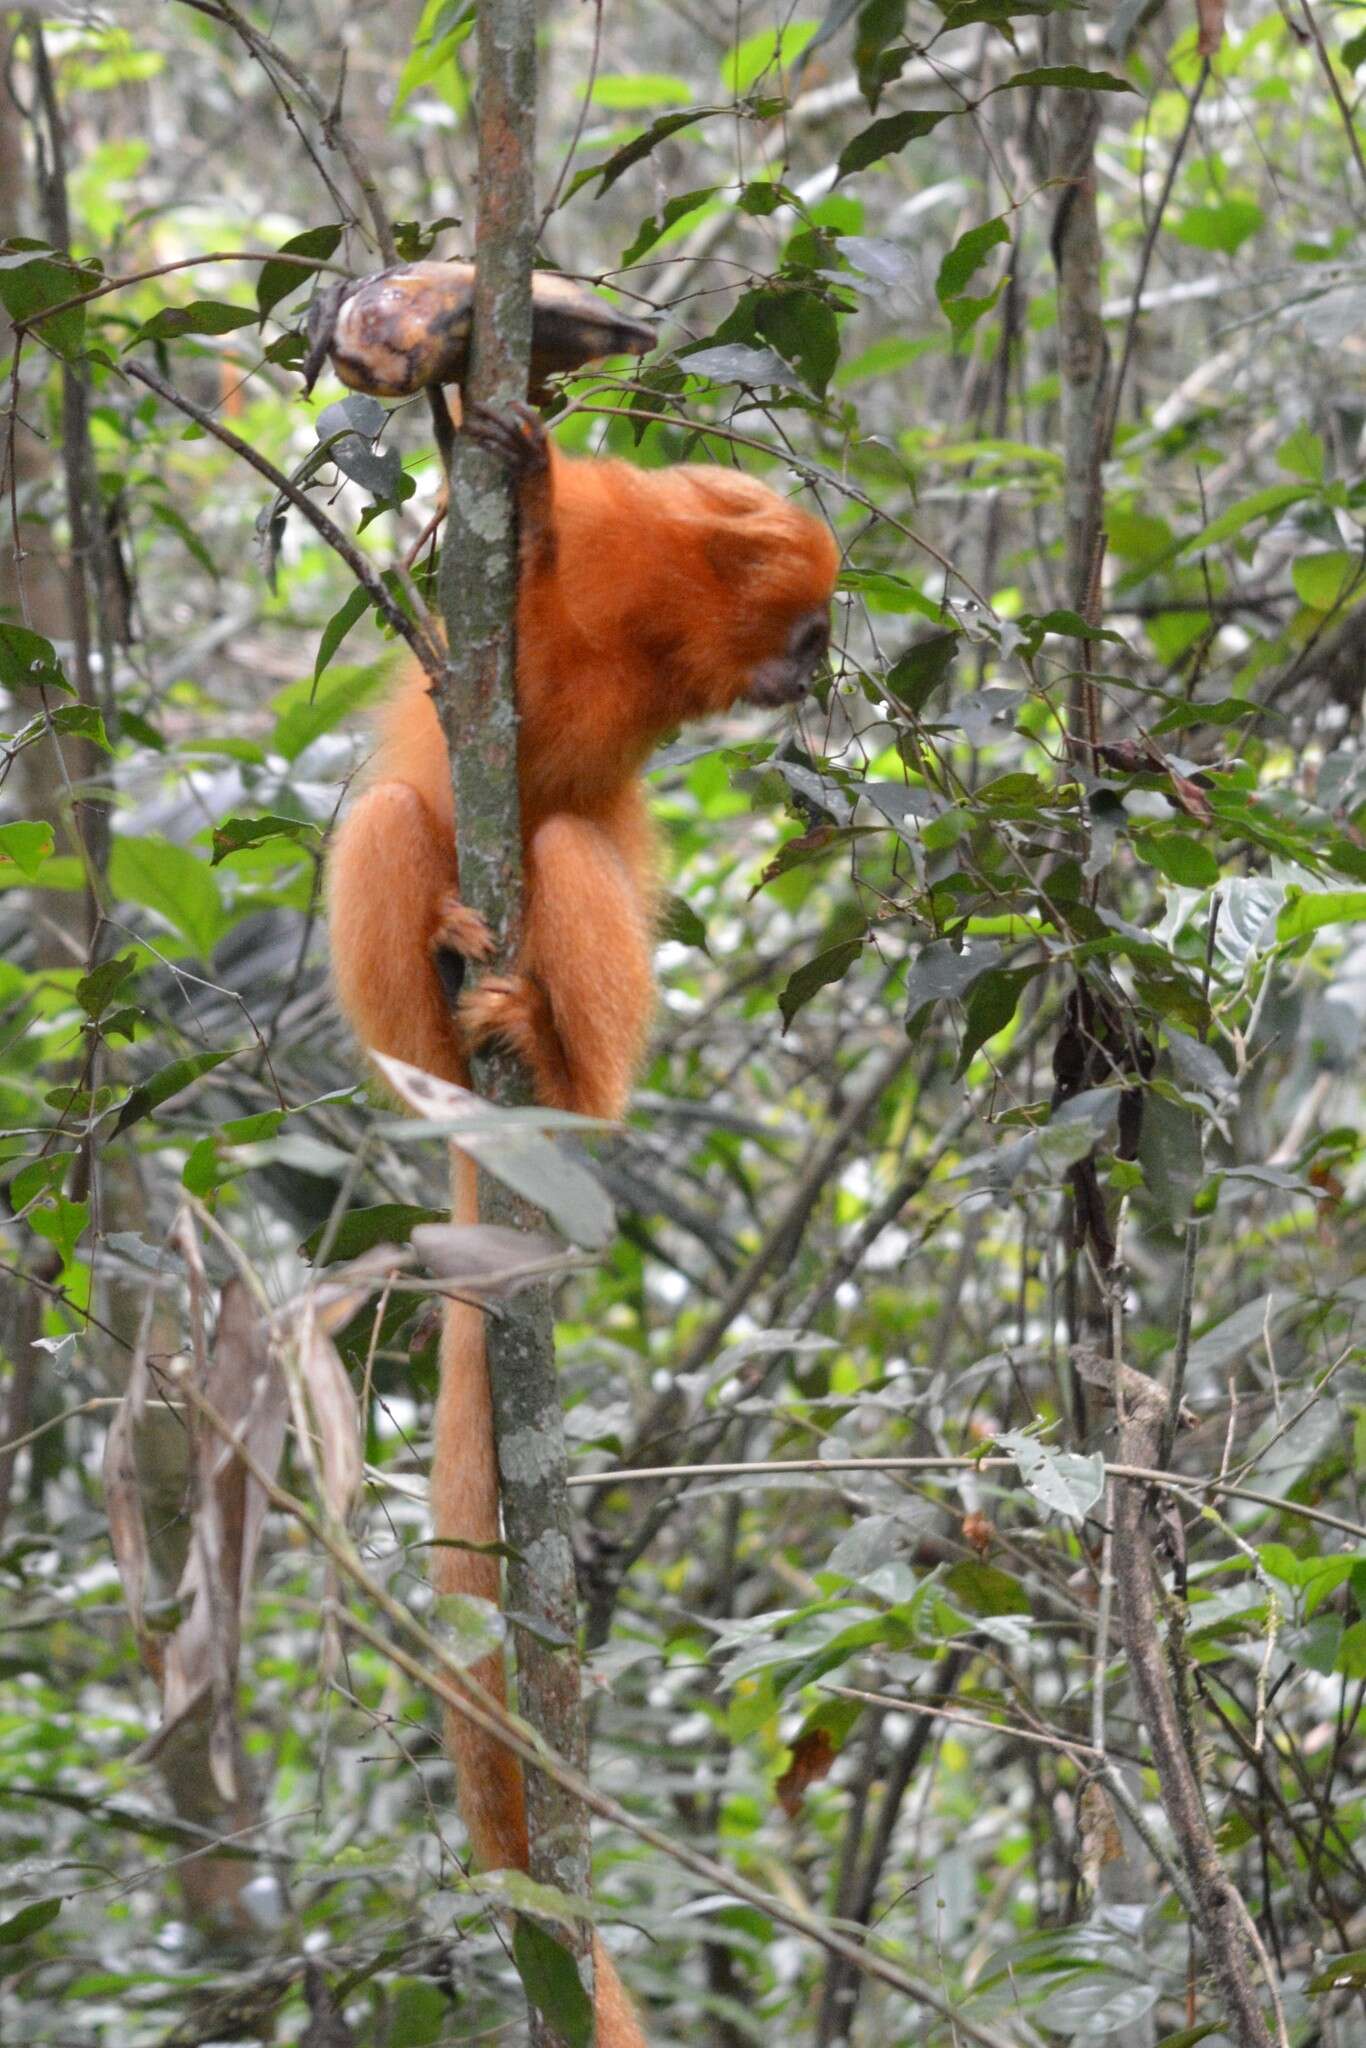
121, 360, 442, 677
1100, 60, 1210, 460
175, 1367, 1024, 2048
172, 0, 398, 264
567, 1451, 1366, 1539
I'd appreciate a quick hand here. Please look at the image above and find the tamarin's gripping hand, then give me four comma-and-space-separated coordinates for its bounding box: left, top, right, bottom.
328, 401, 839, 1122
325, 406, 837, 2048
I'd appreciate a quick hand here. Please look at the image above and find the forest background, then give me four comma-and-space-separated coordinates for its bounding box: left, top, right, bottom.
1, 2, 1364, 2044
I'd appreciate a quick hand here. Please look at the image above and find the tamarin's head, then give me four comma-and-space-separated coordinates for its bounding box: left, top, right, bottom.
662, 467, 840, 715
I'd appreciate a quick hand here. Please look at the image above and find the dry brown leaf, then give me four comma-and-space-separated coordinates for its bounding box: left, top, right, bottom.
154, 1278, 285, 1801
775, 1728, 837, 1817
1196, 0, 1226, 57
1079, 1779, 1124, 1890
101, 1334, 160, 1680
411, 1220, 587, 1299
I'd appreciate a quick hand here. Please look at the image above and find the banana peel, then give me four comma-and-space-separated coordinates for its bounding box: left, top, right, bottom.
304, 260, 654, 401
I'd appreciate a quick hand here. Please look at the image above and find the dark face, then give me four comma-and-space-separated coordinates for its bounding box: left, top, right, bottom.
743, 607, 831, 708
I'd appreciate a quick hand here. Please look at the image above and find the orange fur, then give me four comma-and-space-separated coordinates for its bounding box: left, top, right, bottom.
327, 422, 838, 2043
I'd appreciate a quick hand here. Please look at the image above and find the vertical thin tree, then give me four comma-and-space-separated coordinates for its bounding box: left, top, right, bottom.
432, 3, 595, 2040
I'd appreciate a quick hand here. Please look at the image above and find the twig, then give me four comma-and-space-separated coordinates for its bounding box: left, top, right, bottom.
172, 0, 398, 264
567, 1452, 1366, 1542
121, 360, 442, 677
1297, 0, 1366, 195
1101, 60, 1210, 459
174, 1368, 1023, 2048
825, 1684, 1104, 1759
537, 0, 604, 236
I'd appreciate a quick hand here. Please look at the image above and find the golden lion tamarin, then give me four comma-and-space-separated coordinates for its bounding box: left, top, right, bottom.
327, 403, 838, 2043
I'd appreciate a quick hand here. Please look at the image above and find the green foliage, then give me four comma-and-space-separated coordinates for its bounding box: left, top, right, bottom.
2, 5, 1364, 2045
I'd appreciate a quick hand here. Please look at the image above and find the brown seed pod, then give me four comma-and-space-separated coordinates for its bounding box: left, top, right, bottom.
304, 260, 655, 400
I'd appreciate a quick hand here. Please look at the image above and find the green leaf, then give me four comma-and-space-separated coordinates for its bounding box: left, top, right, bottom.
1132, 831, 1220, 888
620, 188, 718, 267
1181, 484, 1309, 554
754, 288, 840, 394
954, 965, 1036, 1074
589, 72, 694, 108
836, 108, 949, 181
1276, 888, 1366, 941
1344, 27, 1366, 70
1024, 608, 1127, 647
131, 300, 257, 343
1308, 1949, 1366, 1993
937, 215, 1009, 301
1338, 1619, 1366, 1679
658, 893, 708, 949
392, 1, 475, 116
76, 954, 138, 1020
0, 821, 54, 880
256, 223, 341, 320
886, 630, 959, 710
30, 1196, 89, 1266
1170, 198, 1263, 254
271, 662, 388, 762
511, 1922, 593, 2048
11, 1155, 72, 1211
114, 1049, 238, 1134
722, 20, 818, 93
936, 216, 1010, 338
571, 108, 722, 197
992, 65, 1137, 92
109, 834, 225, 956
1292, 550, 1362, 612
0, 1897, 61, 1946
313, 585, 368, 688
210, 814, 321, 865
384, 1981, 447, 2046
0, 254, 90, 356
302, 1203, 446, 1264
943, 1559, 1030, 1614
1277, 424, 1325, 482
779, 940, 863, 1028
52, 702, 112, 750
0, 623, 73, 695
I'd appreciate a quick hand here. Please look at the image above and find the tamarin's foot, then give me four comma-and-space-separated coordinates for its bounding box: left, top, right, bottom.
458, 971, 572, 1105
430, 894, 495, 1006
432, 893, 495, 962
462, 399, 548, 478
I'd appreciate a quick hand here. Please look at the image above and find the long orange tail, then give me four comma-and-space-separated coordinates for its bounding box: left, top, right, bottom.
430, 1152, 646, 2046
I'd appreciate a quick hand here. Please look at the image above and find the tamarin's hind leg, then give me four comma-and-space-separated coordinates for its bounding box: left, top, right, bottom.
329, 778, 485, 1084
458, 814, 653, 1120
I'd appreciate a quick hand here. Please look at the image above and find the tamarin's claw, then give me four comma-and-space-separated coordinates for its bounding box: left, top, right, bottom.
462, 399, 548, 476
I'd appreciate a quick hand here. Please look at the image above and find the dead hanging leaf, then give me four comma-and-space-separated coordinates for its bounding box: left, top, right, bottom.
300, 1311, 363, 1528
775, 1728, 837, 1817
1079, 1779, 1124, 1891
1168, 771, 1215, 826
411, 1221, 590, 1299
101, 1326, 161, 1681
303, 1242, 413, 1336
962, 1511, 994, 1556
152, 1277, 286, 1804
1195, 0, 1226, 56
373, 1054, 615, 1251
